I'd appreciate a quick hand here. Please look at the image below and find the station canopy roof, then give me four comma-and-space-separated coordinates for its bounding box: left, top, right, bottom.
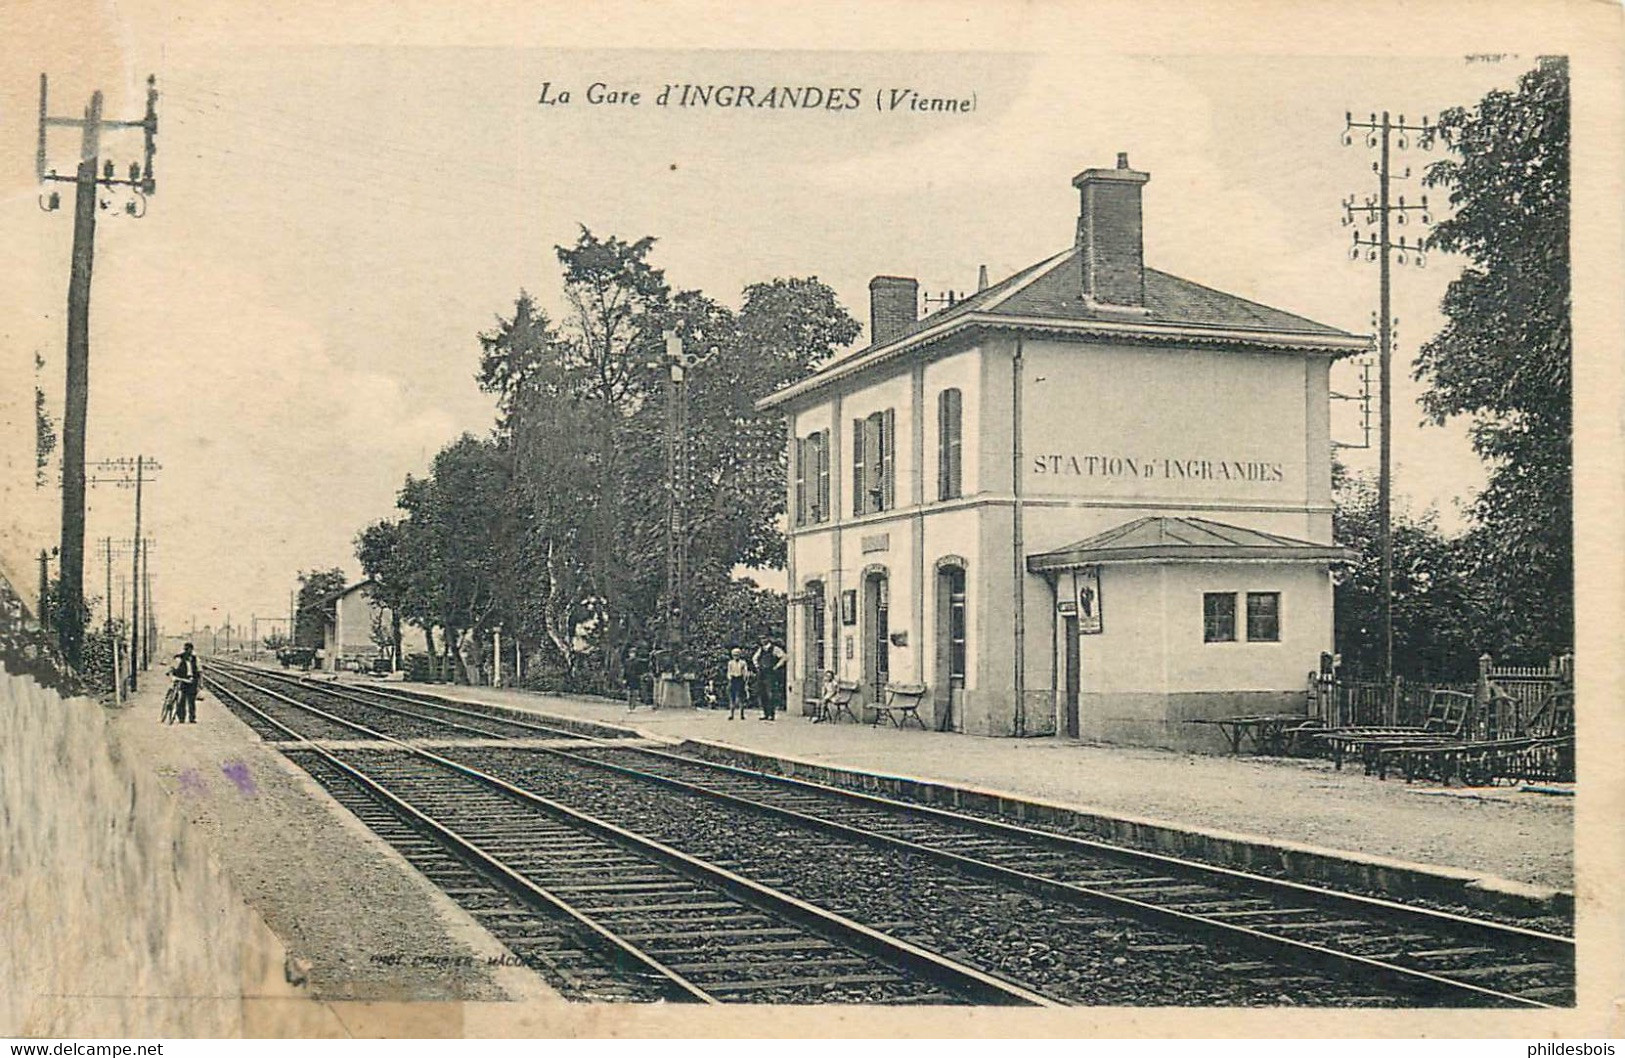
1026, 516, 1358, 573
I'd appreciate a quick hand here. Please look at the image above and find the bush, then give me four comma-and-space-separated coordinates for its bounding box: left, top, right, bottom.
404, 652, 434, 682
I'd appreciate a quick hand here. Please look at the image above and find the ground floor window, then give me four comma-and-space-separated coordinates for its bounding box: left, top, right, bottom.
1203, 592, 1237, 643
1246, 591, 1281, 642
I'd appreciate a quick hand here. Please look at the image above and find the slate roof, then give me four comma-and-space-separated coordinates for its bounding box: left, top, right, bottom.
761, 246, 1368, 410
909, 247, 1351, 339
1026, 516, 1358, 572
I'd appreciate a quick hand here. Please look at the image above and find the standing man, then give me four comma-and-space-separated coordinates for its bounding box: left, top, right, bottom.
752, 635, 786, 721
725, 647, 750, 720
623, 644, 647, 711
170, 642, 201, 724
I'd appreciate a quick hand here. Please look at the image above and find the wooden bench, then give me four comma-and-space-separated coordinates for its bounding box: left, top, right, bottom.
871, 682, 929, 730
1314, 689, 1475, 771
1375, 688, 1574, 784
815, 679, 861, 724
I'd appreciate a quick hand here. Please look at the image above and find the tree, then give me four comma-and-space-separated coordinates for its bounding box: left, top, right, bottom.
478, 290, 564, 443
391, 435, 515, 682
294, 568, 346, 649
1333, 474, 1484, 681
1418, 56, 1571, 661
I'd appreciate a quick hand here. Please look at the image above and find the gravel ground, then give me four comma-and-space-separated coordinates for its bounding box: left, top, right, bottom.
445, 746, 1427, 1007
107, 680, 557, 1004
393, 679, 1573, 892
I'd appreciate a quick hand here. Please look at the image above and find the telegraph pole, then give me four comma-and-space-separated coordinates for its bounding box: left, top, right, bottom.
37, 550, 51, 633
130, 456, 146, 687
654, 330, 716, 660
1342, 110, 1436, 701
37, 73, 160, 669
87, 456, 161, 689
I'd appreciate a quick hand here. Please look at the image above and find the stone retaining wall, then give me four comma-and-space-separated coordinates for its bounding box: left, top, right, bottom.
1, 670, 300, 1036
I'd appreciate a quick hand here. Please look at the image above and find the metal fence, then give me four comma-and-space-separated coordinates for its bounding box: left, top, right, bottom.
1307, 652, 1573, 737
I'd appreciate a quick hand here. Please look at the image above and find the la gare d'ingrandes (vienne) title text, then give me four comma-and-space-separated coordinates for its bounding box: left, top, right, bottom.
538, 81, 977, 113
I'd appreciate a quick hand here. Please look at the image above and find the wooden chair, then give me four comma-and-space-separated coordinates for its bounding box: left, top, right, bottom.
819, 679, 861, 724
871, 682, 929, 730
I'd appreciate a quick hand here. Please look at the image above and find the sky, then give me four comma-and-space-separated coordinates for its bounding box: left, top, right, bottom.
1, 20, 1538, 639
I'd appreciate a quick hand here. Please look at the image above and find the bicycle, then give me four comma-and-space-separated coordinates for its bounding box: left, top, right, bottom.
160, 678, 182, 725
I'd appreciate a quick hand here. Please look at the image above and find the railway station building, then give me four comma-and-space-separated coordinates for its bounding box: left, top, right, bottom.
317, 579, 399, 672
759, 155, 1366, 750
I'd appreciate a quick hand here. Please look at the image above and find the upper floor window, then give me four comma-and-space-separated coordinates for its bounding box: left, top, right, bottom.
793, 429, 831, 526
852, 409, 896, 515
938, 388, 963, 501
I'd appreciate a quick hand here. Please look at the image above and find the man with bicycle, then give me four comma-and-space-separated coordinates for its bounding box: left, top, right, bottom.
170, 642, 201, 724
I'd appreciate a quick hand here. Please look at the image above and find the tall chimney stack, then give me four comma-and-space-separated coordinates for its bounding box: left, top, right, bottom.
869, 275, 919, 345
1072, 153, 1150, 309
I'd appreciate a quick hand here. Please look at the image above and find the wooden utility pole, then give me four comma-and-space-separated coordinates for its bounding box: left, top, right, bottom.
1342, 110, 1436, 698
37, 550, 51, 633
129, 456, 145, 687
142, 539, 154, 668
88, 457, 161, 688
37, 74, 159, 669
59, 93, 102, 670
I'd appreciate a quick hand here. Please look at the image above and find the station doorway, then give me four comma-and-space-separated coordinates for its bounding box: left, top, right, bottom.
863, 570, 889, 701
935, 563, 967, 731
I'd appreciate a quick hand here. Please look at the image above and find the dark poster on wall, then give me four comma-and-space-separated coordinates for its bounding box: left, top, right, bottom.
1073, 566, 1103, 635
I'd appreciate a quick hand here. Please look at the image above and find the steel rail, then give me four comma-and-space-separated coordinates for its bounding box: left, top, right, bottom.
609, 744, 1575, 958
205, 668, 1054, 1007
210, 660, 562, 740
272, 669, 1570, 959
204, 672, 715, 1002
216, 666, 1569, 1007
488, 741, 1556, 1008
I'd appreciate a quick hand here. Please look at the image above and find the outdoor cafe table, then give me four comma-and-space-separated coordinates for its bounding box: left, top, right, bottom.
1185, 714, 1320, 756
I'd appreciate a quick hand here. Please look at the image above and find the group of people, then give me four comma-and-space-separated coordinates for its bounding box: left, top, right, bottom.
623, 636, 787, 721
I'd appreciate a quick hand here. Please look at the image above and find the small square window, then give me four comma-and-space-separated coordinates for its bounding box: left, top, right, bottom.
1246, 592, 1281, 642
1203, 593, 1236, 643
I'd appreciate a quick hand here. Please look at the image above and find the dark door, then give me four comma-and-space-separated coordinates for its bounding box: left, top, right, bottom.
864, 572, 889, 698
1064, 614, 1080, 739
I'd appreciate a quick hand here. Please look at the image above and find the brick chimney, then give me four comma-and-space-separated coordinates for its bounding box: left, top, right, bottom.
1072, 153, 1150, 309
869, 275, 919, 345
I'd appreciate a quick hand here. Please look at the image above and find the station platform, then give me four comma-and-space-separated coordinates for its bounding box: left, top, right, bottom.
347, 674, 1573, 913
104, 677, 562, 1010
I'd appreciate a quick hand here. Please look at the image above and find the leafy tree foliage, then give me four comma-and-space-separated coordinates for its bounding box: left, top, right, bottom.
1418, 57, 1571, 660
1333, 474, 1484, 681
370, 227, 859, 689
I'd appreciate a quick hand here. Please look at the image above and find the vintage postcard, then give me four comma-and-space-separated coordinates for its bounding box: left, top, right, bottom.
1, 0, 1620, 1041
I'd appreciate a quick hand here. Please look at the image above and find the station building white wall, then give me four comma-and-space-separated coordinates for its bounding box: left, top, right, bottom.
780, 329, 1343, 748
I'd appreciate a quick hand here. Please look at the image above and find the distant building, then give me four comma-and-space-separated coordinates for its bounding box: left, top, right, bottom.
316, 579, 399, 672
759, 154, 1365, 750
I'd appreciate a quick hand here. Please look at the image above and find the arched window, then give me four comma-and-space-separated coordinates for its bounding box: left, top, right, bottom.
938, 388, 963, 500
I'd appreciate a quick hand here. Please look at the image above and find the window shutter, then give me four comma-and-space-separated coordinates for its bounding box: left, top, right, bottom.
863, 414, 882, 514
816, 429, 831, 522
938, 388, 962, 501
852, 419, 866, 516
793, 436, 807, 527
881, 407, 897, 510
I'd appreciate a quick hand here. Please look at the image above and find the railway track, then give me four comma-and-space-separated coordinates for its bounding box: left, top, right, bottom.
206, 667, 1048, 1006
203, 662, 1574, 1007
